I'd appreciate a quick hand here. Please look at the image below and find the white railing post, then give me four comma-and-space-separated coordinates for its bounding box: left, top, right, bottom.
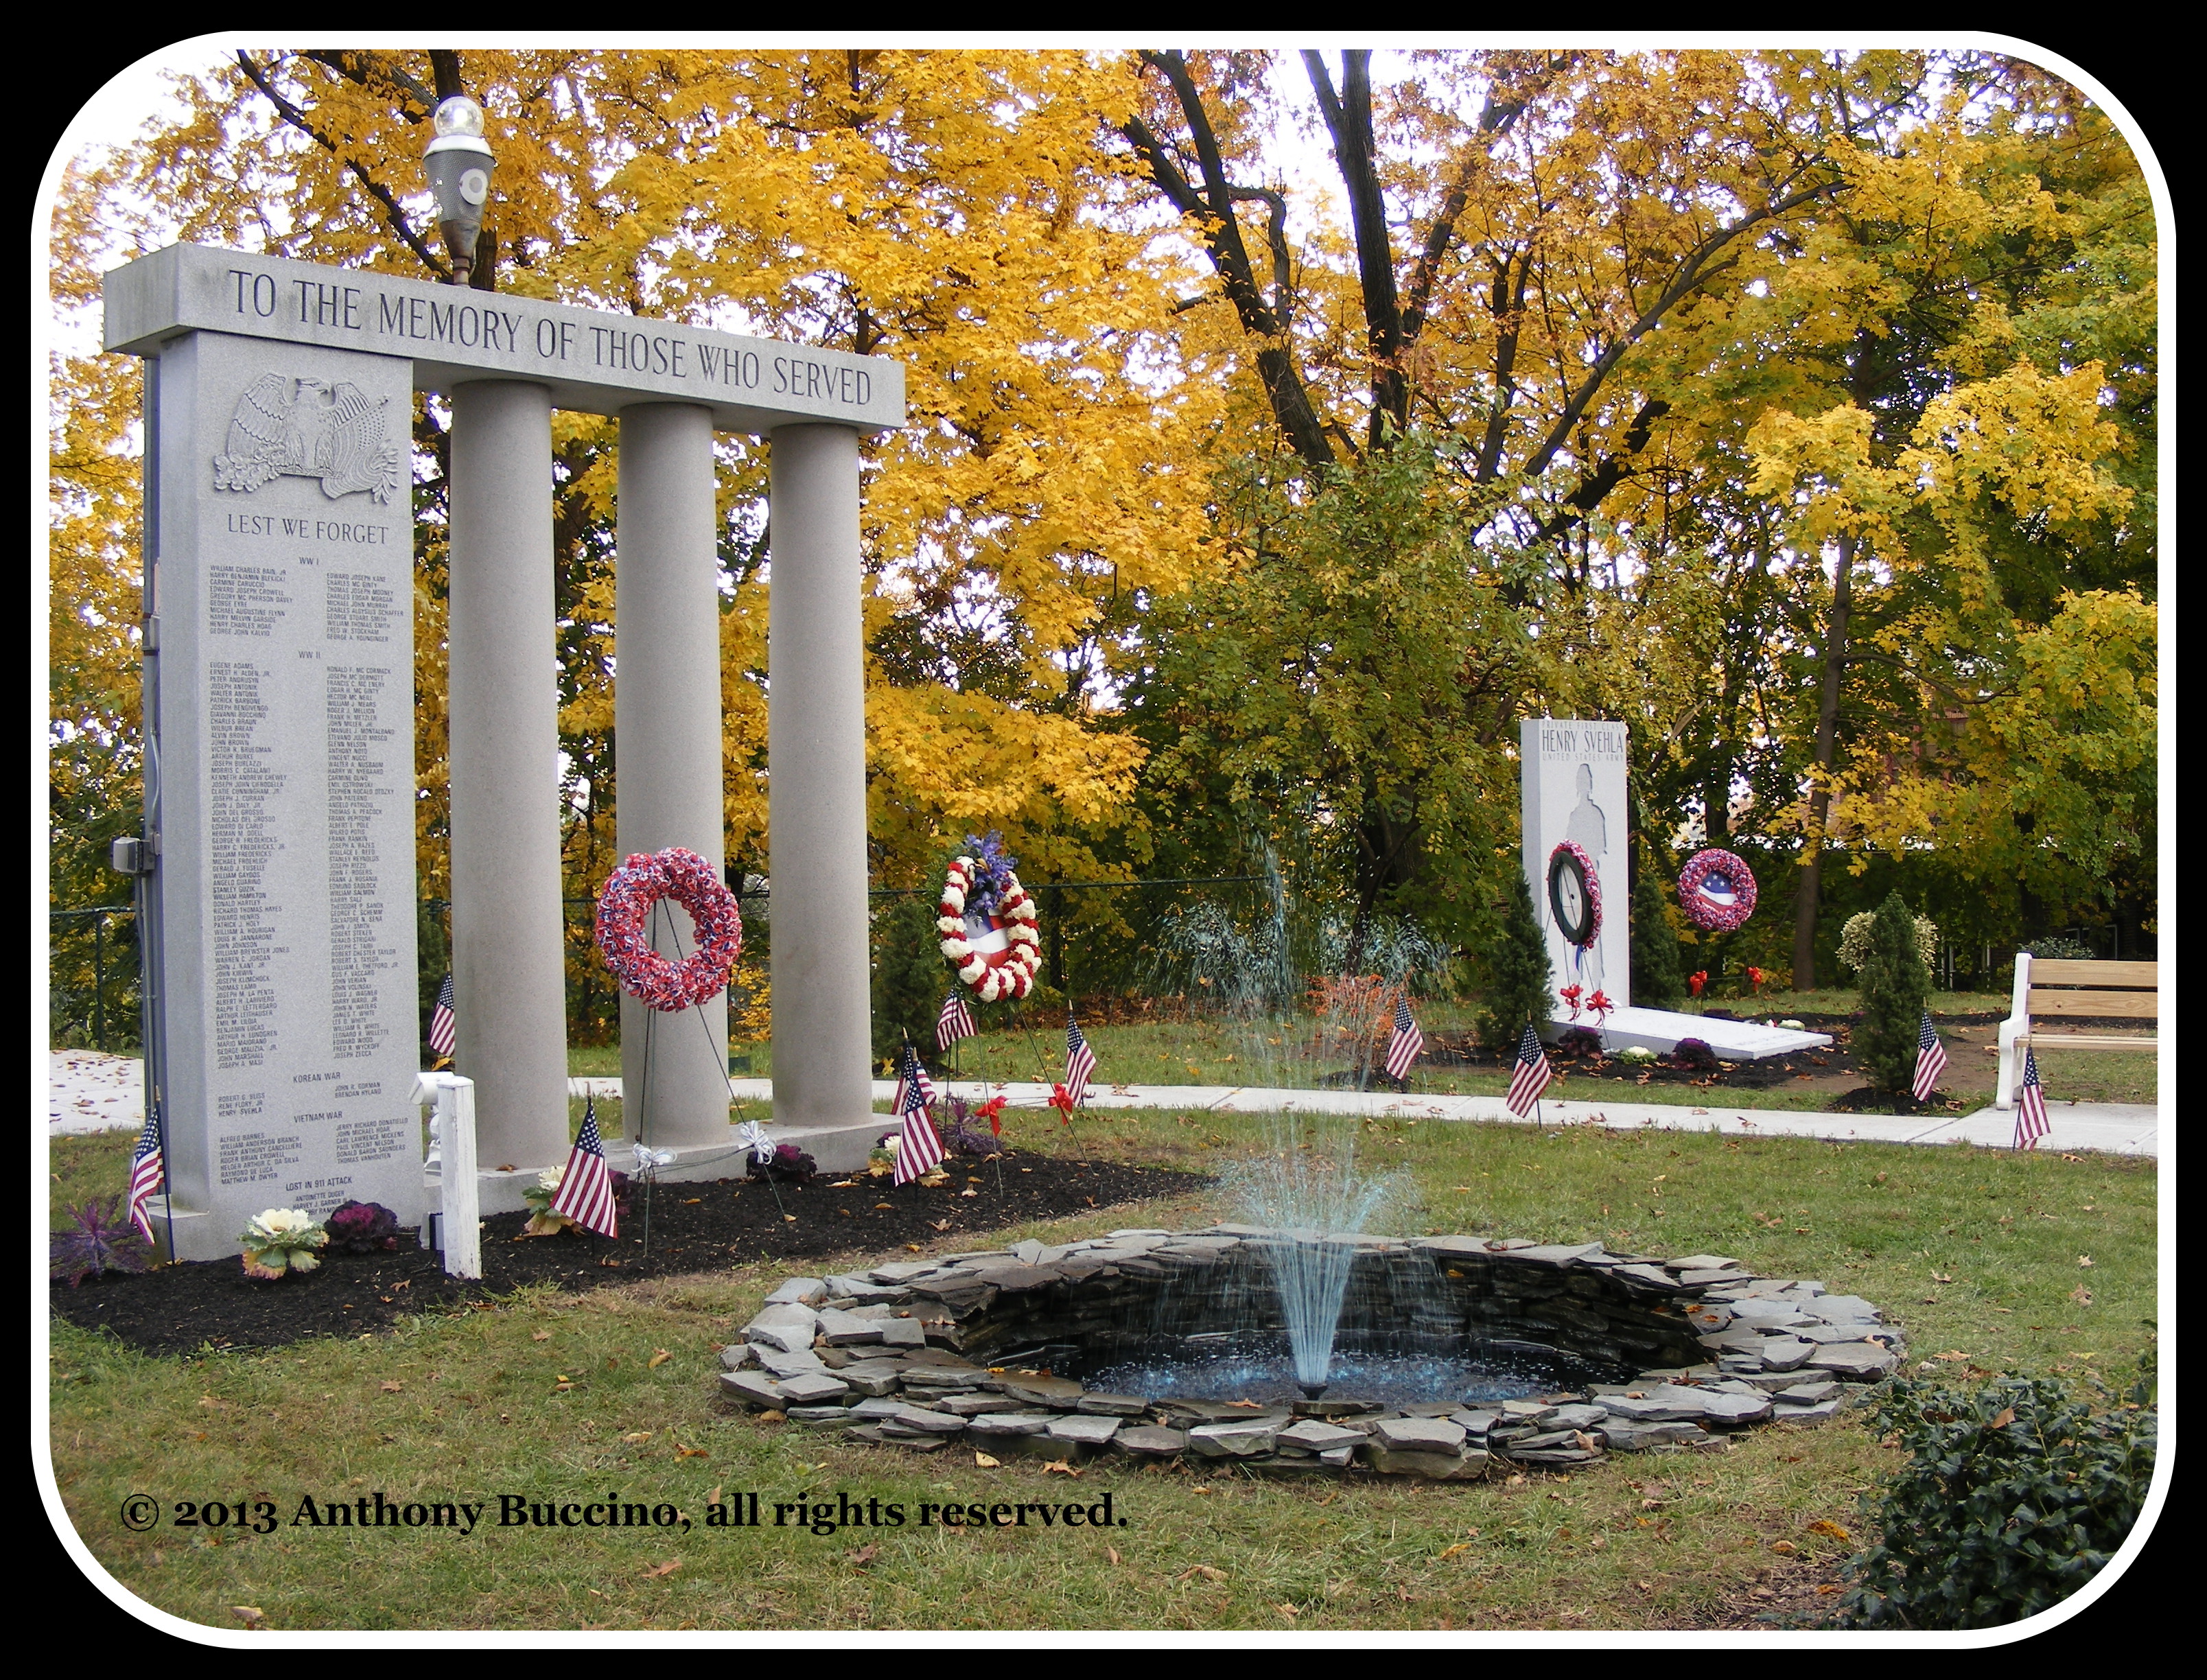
434, 1074, 482, 1280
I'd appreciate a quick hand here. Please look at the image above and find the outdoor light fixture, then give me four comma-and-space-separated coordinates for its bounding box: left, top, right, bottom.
424, 94, 493, 285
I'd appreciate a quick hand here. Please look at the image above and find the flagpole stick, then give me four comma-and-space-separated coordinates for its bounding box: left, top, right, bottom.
156, 1086, 174, 1265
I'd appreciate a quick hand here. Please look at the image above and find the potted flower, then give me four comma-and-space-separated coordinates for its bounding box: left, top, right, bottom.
240, 1209, 328, 1279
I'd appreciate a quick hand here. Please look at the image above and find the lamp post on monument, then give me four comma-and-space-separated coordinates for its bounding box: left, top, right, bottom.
428, 86, 568, 1191
424, 95, 494, 286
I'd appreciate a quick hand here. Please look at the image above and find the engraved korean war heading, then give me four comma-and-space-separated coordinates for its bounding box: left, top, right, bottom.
213, 373, 403, 504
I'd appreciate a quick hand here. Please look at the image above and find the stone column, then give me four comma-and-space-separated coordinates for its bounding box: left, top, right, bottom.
615, 402, 730, 1150
446, 380, 568, 1194
767, 423, 875, 1147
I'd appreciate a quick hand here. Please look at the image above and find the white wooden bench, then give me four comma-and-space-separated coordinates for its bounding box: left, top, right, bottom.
1994, 955, 2158, 1108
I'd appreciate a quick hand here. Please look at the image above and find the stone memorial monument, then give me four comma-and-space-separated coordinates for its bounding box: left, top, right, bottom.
1520, 719, 1829, 1062
106, 244, 904, 1258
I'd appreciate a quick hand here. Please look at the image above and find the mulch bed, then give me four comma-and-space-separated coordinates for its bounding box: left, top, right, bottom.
49, 1150, 1211, 1357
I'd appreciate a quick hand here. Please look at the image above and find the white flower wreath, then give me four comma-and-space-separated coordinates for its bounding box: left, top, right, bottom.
937, 854, 1043, 1003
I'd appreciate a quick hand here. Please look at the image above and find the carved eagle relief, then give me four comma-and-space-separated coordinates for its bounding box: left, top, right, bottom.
211, 373, 402, 504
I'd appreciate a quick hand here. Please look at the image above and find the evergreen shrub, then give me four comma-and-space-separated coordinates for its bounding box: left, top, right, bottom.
1854, 891, 1932, 1095
1478, 871, 1554, 1051
1630, 841, 1686, 1007
1836, 1364, 2156, 1629
872, 893, 947, 1069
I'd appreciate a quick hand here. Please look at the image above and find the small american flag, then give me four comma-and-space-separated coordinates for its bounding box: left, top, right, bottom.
937, 992, 977, 1051
1063, 1012, 1098, 1109
1505, 1023, 1554, 1118
126, 1101, 165, 1244
549, 1096, 618, 1237
428, 973, 456, 1060
1911, 1011, 1948, 1102
2013, 1047, 2051, 1151
894, 1042, 945, 1185
892, 1041, 937, 1117
1383, 994, 1425, 1082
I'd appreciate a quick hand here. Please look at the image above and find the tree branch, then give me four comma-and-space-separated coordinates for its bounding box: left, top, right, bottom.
300, 49, 436, 121
1123, 51, 1335, 469
235, 52, 450, 279
1521, 178, 1832, 483
1304, 50, 1406, 447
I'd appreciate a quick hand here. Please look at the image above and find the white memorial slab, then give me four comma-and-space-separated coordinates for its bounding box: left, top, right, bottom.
1521, 718, 1631, 1008
1519, 719, 1828, 1061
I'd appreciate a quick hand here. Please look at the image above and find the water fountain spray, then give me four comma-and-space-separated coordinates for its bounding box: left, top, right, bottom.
1220, 1125, 1410, 1398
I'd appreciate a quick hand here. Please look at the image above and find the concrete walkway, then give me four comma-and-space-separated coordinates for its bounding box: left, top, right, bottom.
51, 1052, 2157, 1157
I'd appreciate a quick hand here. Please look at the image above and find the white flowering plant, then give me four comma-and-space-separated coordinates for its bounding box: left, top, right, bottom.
240, 1208, 328, 1279
522, 1165, 574, 1237
1839, 911, 1939, 977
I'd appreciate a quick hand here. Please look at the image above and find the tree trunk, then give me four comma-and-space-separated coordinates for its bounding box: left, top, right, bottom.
1793, 531, 1855, 989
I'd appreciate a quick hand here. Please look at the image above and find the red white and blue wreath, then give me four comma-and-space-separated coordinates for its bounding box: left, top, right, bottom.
938, 832, 1042, 1003
594, 846, 743, 1011
1547, 839, 1604, 992
1677, 848, 1758, 934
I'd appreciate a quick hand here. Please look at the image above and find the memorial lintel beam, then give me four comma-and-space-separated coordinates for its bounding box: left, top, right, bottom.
104, 243, 905, 436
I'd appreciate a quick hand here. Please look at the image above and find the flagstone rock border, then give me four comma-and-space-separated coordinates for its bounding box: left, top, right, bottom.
713, 1230, 1902, 1475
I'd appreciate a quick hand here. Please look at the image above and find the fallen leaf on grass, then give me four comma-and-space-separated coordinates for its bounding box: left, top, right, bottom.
1438, 1543, 1471, 1560
640, 1559, 682, 1579
1934, 1351, 1972, 1362
1106, 1546, 1121, 1565
1177, 1565, 1227, 1583
675, 1444, 708, 1459
756, 1410, 786, 1424
532, 1331, 553, 1342
2071, 1285, 2094, 1305
620, 1430, 653, 1444
1634, 1580, 1655, 1596
231, 1606, 267, 1629
1042, 1460, 1083, 1478
848, 1544, 878, 1568
1771, 1540, 1797, 1556
2077, 1255, 2094, 1268
706, 1487, 722, 1506
648, 1349, 673, 1368
1930, 1272, 1954, 1284
379, 1381, 404, 1392
974, 1451, 1001, 1468
1806, 1520, 1851, 1541
1276, 1603, 1300, 1618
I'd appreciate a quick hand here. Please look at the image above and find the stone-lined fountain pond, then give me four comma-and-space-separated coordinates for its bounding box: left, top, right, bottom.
719, 1227, 1904, 1475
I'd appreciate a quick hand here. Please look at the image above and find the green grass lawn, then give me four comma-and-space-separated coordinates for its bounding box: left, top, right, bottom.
47, 1108, 2155, 1632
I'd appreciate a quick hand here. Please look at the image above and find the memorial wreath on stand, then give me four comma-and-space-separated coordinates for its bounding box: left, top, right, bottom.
937, 832, 1042, 1003
594, 846, 743, 1010
1546, 839, 1604, 1010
